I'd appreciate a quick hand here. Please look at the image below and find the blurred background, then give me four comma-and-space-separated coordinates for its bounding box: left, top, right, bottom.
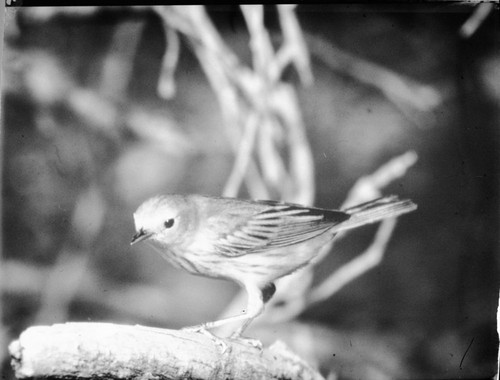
1, 4, 498, 380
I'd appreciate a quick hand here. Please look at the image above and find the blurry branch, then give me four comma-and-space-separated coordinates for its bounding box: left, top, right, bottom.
17, 6, 156, 24
308, 218, 396, 305
276, 5, 313, 86
261, 151, 418, 324
224, 113, 260, 198
157, 26, 180, 99
341, 150, 418, 209
9, 323, 324, 380
154, 5, 315, 204
305, 33, 442, 126
459, 3, 494, 38
17, 7, 104, 21
271, 85, 315, 202
99, 19, 145, 101
126, 106, 193, 154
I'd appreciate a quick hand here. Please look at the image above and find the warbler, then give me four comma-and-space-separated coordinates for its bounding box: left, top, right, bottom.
131, 194, 416, 337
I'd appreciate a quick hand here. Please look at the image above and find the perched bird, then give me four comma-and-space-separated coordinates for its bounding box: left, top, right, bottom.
131, 194, 416, 338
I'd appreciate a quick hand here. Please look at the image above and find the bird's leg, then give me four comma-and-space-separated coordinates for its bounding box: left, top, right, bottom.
181, 313, 251, 353
184, 283, 274, 349
184, 285, 264, 330
230, 282, 276, 338
228, 282, 276, 349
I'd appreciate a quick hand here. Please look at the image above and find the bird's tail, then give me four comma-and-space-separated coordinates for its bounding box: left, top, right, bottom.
336, 196, 417, 232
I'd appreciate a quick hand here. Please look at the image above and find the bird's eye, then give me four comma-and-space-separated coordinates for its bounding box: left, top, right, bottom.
164, 219, 175, 229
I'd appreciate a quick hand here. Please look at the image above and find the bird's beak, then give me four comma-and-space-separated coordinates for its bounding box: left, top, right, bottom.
131, 229, 151, 245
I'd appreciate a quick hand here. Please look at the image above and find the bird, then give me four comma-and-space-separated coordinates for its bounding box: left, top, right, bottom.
131, 194, 416, 339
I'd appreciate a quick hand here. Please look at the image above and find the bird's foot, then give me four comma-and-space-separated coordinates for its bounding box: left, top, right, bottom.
229, 332, 263, 351
182, 324, 229, 354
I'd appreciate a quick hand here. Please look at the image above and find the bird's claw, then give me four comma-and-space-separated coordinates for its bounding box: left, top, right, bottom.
182, 324, 229, 354
229, 333, 263, 351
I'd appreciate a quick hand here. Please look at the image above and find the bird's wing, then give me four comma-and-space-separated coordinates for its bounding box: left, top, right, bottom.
213, 201, 350, 257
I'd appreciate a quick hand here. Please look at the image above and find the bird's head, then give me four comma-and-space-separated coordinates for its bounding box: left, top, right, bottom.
131, 195, 190, 247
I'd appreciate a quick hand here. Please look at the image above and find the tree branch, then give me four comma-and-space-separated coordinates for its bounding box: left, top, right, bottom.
9, 323, 324, 380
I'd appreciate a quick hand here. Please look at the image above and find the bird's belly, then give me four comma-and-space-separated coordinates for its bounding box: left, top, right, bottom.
185, 235, 332, 286
155, 229, 334, 287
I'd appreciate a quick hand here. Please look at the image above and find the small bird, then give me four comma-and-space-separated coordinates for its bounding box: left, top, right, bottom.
131, 194, 416, 338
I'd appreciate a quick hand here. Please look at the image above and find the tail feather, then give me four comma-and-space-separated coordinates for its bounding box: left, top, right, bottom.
336, 196, 417, 232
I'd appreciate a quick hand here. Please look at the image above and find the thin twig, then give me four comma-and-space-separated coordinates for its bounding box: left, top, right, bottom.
241, 5, 275, 79
276, 5, 313, 86
157, 26, 180, 99
256, 118, 289, 197
270, 85, 315, 205
223, 113, 260, 197
308, 218, 397, 305
155, 6, 314, 203
306, 33, 442, 114
459, 3, 494, 38
342, 150, 418, 209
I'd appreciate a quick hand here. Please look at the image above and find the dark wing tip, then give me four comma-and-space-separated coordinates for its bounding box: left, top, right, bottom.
320, 209, 351, 224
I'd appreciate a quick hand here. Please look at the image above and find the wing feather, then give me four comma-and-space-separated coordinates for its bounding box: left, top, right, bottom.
214, 202, 349, 256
